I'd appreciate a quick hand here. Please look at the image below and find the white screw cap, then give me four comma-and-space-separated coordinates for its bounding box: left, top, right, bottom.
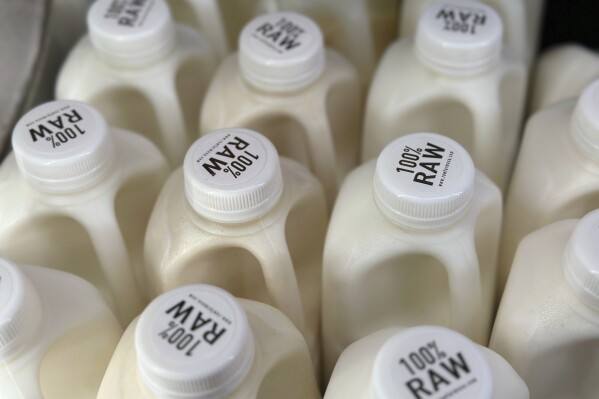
571, 80, 599, 160
87, 0, 175, 67
564, 209, 599, 309
184, 128, 283, 223
415, 0, 503, 76
0, 259, 43, 360
371, 326, 493, 399
12, 100, 115, 193
135, 285, 254, 399
373, 133, 475, 229
239, 12, 325, 92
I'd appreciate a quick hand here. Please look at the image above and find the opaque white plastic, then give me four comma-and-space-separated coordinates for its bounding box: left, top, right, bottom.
491, 211, 599, 398
98, 285, 321, 399
0, 259, 122, 399
363, 0, 526, 191
322, 133, 502, 378
0, 100, 170, 326
498, 80, 599, 292
56, 0, 218, 167
325, 327, 529, 399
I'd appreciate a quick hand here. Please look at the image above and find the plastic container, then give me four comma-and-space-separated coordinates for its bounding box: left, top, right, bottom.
322, 132, 502, 378
363, 0, 527, 190
0, 258, 122, 399
0, 100, 169, 325
199, 11, 361, 207
55, 0, 218, 167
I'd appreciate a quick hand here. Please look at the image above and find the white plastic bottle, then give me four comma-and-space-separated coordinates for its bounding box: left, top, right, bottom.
199, 11, 361, 207
399, 0, 544, 64
144, 128, 327, 372
491, 210, 599, 399
322, 132, 502, 379
0, 258, 123, 399
498, 80, 599, 291
363, 0, 527, 191
530, 44, 599, 113
0, 100, 169, 325
325, 326, 529, 399
56, 0, 218, 167
97, 284, 321, 399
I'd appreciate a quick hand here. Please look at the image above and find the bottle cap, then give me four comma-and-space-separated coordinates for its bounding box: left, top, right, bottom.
136, 285, 254, 399
239, 12, 325, 92
87, 0, 175, 67
371, 326, 493, 399
373, 133, 475, 229
183, 128, 283, 223
11, 100, 115, 193
564, 209, 599, 309
0, 259, 43, 360
571, 80, 599, 160
415, 0, 503, 76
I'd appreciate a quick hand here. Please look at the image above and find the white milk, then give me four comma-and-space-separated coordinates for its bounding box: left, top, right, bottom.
363, 0, 527, 191
399, 0, 544, 64
530, 44, 599, 113
322, 133, 502, 379
199, 12, 361, 207
0, 258, 123, 399
56, 0, 218, 167
0, 100, 169, 325
325, 326, 528, 399
498, 80, 599, 291
144, 128, 327, 373
98, 284, 321, 399
491, 210, 599, 398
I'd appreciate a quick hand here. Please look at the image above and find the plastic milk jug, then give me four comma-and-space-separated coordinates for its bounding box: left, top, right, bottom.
498, 80, 599, 291
322, 132, 502, 378
0, 100, 169, 325
530, 44, 599, 113
491, 210, 599, 399
56, 0, 218, 167
199, 12, 361, 207
0, 258, 123, 399
144, 128, 327, 371
399, 0, 544, 64
325, 326, 528, 399
97, 284, 321, 399
363, 0, 527, 191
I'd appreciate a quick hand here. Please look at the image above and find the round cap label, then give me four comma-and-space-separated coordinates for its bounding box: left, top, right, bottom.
0, 263, 14, 314
93, 0, 160, 32
424, 1, 498, 41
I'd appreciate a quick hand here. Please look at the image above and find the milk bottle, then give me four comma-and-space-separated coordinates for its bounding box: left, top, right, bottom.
0, 100, 169, 325
530, 44, 599, 113
199, 11, 361, 207
399, 0, 544, 64
491, 209, 599, 398
0, 258, 123, 399
363, 0, 527, 191
56, 0, 217, 167
144, 128, 327, 371
98, 284, 321, 399
325, 326, 529, 399
498, 80, 599, 291
322, 132, 502, 379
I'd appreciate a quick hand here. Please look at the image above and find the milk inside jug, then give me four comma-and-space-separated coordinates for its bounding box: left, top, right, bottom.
491, 209, 599, 399
0, 258, 122, 399
0, 100, 169, 325
499, 80, 599, 291
144, 128, 327, 372
56, 0, 217, 167
199, 11, 361, 207
97, 284, 321, 399
325, 326, 529, 399
363, 0, 527, 191
322, 132, 502, 378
